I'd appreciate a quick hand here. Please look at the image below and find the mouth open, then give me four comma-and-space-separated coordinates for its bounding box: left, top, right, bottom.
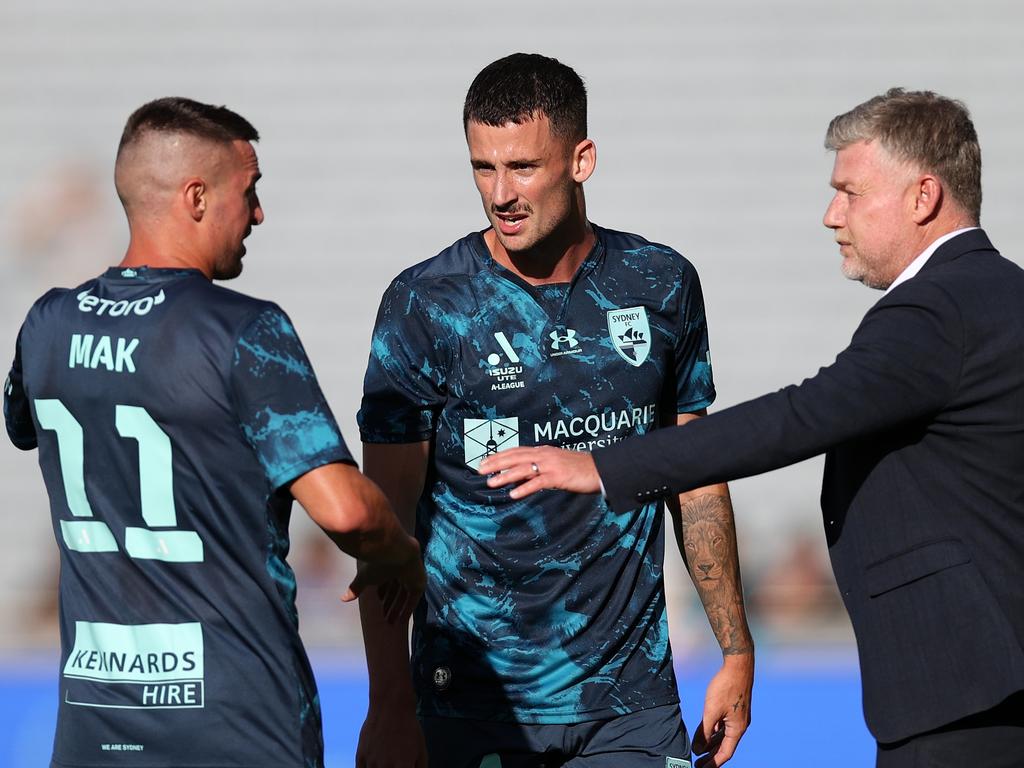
495, 212, 528, 236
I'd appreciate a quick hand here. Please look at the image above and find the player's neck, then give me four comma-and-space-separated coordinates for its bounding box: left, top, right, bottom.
120, 233, 213, 278
486, 217, 595, 286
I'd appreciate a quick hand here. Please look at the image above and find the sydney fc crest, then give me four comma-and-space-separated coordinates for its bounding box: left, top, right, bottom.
607, 306, 650, 366
463, 417, 520, 469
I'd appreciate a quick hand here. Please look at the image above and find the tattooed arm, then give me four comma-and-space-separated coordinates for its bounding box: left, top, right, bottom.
667, 411, 753, 768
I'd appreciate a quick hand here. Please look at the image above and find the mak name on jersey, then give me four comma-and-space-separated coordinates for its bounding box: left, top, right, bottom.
69, 334, 140, 373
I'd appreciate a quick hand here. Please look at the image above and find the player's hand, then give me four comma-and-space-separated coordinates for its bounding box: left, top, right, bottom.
356, 705, 428, 768
478, 446, 602, 499
691, 654, 753, 767
342, 537, 425, 623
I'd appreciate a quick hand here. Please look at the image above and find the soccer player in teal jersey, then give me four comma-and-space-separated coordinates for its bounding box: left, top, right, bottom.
357, 55, 754, 768
4, 97, 424, 768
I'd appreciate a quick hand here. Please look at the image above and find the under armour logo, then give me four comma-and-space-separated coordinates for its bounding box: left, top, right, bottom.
549, 328, 579, 351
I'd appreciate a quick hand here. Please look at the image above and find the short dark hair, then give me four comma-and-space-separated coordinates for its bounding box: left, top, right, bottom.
118, 97, 259, 156
463, 53, 587, 141
825, 88, 982, 223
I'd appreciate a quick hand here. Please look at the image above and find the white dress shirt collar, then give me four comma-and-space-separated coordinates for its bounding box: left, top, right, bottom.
885, 227, 978, 294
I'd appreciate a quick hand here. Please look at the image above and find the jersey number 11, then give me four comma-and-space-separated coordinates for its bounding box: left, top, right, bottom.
34, 399, 204, 563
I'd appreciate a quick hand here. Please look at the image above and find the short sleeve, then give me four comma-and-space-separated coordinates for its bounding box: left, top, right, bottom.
230, 306, 353, 490
674, 262, 716, 412
4, 327, 37, 450
358, 279, 447, 443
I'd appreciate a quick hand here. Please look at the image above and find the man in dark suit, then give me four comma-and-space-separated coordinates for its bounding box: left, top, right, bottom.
479, 88, 1024, 767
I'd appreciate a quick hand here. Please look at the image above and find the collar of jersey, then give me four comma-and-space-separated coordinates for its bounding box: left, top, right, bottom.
470, 224, 606, 288
102, 266, 206, 281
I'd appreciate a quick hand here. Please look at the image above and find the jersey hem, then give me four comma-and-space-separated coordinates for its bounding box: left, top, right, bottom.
417, 691, 682, 725
359, 430, 433, 445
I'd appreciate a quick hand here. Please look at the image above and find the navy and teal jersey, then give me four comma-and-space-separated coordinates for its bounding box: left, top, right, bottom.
4, 266, 352, 767
358, 225, 715, 723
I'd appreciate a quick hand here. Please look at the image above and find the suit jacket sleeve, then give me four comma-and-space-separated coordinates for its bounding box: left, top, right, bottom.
595, 278, 964, 512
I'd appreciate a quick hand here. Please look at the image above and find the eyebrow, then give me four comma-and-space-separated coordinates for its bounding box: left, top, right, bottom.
470, 157, 542, 168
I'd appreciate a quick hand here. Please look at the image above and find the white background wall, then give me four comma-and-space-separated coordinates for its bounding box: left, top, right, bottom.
1, 0, 1021, 653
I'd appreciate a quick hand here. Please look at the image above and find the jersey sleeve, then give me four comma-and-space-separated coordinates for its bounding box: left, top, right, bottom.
230, 306, 353, 491
4, 327, 37, 451
358, 278, 447, 443
674, 261, 716, 413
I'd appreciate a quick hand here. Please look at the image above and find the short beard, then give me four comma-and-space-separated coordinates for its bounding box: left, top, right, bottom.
212, 255, 243, 281
841, 257, 893, 291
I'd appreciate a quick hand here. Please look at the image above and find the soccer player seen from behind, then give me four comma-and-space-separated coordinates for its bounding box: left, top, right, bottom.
357, 54, 754, 768
3, 97, 424, 768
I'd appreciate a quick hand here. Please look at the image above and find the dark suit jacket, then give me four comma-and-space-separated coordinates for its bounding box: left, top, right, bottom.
594, 229, 1024, 743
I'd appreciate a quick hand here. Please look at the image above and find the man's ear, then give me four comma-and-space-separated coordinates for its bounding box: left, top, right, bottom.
911, 174, 942, 224
572, 138, 597, 184
184, 178, 207, 222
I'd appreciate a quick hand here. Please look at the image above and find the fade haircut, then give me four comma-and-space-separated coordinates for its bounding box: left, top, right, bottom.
117, 97, 259, 156
463, 53, 587, 142
825, 88, 982, 223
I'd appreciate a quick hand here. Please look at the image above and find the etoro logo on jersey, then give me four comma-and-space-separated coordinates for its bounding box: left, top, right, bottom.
607, 306, 650, 366
77, 288, 166, 317
464, 417, 520, 470
485, 331, 526, 391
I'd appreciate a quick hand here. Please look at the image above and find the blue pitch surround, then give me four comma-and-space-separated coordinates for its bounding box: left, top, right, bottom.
0, 653, 873, 767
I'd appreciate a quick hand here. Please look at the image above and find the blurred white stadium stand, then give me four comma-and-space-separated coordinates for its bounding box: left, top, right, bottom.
1, 0, 1021, 664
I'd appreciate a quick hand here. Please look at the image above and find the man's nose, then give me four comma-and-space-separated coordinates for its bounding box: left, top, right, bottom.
823, 194, 844, 229
492, 171, 517, 208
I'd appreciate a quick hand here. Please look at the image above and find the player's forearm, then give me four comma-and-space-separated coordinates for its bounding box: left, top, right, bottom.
353, 441, 428, 564
293, 463, 418, 566
675, 487, 754, 658
358, 593, 417, 708
325, 496, 417, 566
355, 441, 428, 703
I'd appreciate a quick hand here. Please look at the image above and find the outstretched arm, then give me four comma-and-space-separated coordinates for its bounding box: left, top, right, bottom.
482, 282, 965, 511
668, 416, 753, 768
290, 462, 424, 622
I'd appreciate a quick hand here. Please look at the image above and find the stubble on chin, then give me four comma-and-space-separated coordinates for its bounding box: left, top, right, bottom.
840, 254, 866, 284
212, 255, 244, 281
493, 226, 537, 256
841, 259, 892, 291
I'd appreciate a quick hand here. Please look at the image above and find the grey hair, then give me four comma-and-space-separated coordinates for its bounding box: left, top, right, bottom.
825, 88, 981, 223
